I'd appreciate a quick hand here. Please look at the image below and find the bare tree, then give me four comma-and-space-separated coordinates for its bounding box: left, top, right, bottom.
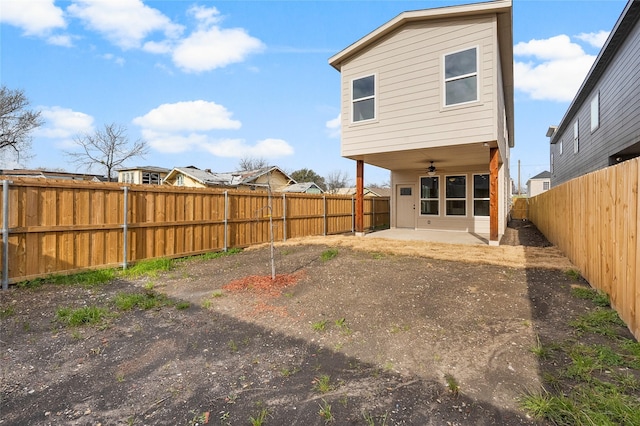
325, 170, 351, 192
0, 85, 43, 164
66, 123, 148, 181
237, 155, 268, 171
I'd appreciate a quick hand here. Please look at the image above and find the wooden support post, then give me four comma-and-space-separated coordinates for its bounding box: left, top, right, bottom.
355, 160, 364, 236
489, 147, 499, 245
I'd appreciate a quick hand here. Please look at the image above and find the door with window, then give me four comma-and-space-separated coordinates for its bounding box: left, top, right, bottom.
396, 185, 415, 228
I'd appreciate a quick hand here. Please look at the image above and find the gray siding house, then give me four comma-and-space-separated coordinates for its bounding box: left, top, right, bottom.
549, 0, 640, 186
329, 0, 513, 244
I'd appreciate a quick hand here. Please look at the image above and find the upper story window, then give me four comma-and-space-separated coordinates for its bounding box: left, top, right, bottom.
352, 75, 375, 122
444, 47, 478, 106
591, 92, 600, 132
142, 172, 161, 185
176, 174, 185, 186
573, 120, 579, 153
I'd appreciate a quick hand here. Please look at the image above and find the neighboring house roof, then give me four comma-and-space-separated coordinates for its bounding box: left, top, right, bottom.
164, 166, 295, 188
280, 182, 324, 193
331, 187, 390, 197
329, 0, 514, 147
549, 0, 640, 144
116, 165, 170, 173
529, 171, 551, 180
0, 169, 106, 181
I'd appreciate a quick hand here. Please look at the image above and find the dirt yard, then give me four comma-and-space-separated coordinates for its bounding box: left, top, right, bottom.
0, 222, 631, 425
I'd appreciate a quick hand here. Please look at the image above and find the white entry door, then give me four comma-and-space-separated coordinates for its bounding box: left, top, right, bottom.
396, 184, 415, 228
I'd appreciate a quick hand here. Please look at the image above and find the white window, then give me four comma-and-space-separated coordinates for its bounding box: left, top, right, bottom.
445, 175, 466, 216
551, 153, 554, 173
574, 120, 579, 153
591, 92, 600, 132
444, 47, 478, 106
473, 174, 489, 217
543, 181, 550, 191
559, 138, 563, 155
352, 75, 375, 122
420, 176, 439, 215
176, 174, 184, 186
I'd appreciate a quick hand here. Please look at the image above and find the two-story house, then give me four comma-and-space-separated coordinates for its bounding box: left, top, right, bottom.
548, 0, 640, 187
329, 0, 513, 245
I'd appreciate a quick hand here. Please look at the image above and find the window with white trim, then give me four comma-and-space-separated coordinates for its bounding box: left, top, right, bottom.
473, 174, 489, 217
445, 175, 466, 216
574, 120, 579, 153
559, 138, 563, 155
176, 174, 184, 186
444, 47, 478, 106
420, 176, 439, 215
591, 92, 599, 132
352, 75, 375, 122
543, 181, 550, 191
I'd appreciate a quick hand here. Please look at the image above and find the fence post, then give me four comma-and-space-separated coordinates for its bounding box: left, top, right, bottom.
2, 180, 11, 290
372, 197, 376, 230
121, 186, 129, 270
323, 195, 327, 236
282, 193, 287, 241
224, 190, 228, 252
350, 196, 354, 233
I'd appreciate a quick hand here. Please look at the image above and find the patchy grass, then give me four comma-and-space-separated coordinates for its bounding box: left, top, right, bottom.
121, 258, 173, 278
521, 287, 640, 424
564, 269, 582, 281
313, 319, 328, 332
56, 306, 110, 327
320, 248, 338, 262
114, 291, 170, 311
444, 373, 460, 397
313, 374, 333, 393
571, 286, 611, 307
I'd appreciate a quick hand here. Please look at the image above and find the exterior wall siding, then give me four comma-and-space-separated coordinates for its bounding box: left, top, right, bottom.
551, 16, 640, 186
340, 16, 497, 157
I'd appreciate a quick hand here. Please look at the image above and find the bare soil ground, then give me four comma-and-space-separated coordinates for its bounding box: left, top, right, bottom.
1, 221, 634, 425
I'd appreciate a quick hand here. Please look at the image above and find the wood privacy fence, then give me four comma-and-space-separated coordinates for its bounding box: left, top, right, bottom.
529, 157, 639, 338
510, 197, 528, 220
1, 178, 390, 286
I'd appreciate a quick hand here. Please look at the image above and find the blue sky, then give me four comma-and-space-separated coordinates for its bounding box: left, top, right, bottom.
0, 0, 627, 186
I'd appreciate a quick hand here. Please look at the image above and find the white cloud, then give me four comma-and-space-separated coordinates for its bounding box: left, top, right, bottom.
326, 114, 341, 138
201, 138, 294, 158
67, 0, 183, 50
134, 100, 292, 158
47, 34, 73, 47
0, 0, 66, 35
514, 34, 598, 102
576, 30, 610, 49
172, 5, 264, 73
133, 101, 241, 132
34, 106, 95, 147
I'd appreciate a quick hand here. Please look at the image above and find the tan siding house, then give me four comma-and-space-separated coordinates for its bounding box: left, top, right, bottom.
329, 0, 513, 244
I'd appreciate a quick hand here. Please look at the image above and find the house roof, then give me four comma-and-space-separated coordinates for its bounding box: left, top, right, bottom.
529, 171, 551, 180
328, 0, 514, 148
550, 0, 640, 144
280, 182, 324, 193
116, 165, 170, 173
165, 166, 295, 187
0, 168, 106, 180
331, 187, 390, 197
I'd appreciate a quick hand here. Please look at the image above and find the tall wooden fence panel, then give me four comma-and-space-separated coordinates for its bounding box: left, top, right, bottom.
0, 178, 390, 285
529, 158, 639, 338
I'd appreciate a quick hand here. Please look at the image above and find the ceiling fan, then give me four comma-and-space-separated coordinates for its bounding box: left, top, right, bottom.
426, 161, 437, 176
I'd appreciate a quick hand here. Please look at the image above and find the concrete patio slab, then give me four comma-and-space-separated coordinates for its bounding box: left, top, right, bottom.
364, 228, 494, 245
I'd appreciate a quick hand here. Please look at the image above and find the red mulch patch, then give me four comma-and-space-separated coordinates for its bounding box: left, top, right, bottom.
222, 271, 304, 298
